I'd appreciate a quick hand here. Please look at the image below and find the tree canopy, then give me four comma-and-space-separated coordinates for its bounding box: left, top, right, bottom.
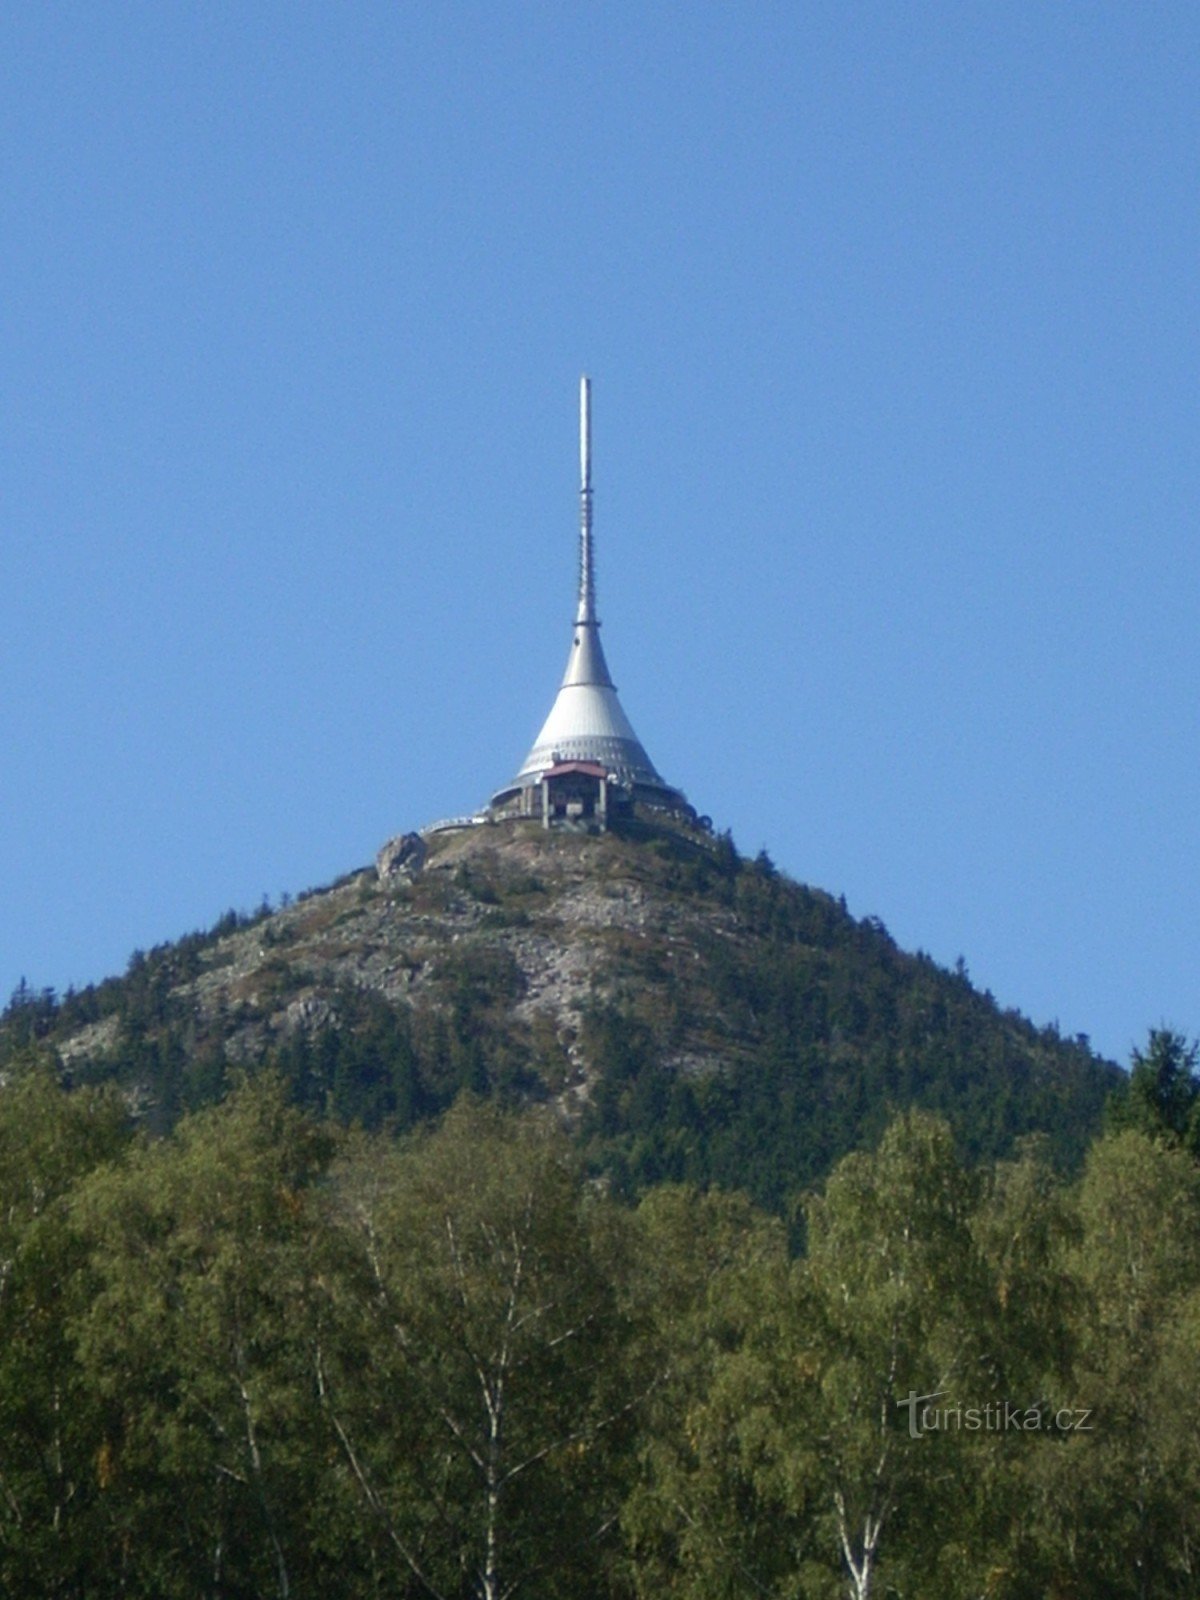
0, 1038, 1195, 1598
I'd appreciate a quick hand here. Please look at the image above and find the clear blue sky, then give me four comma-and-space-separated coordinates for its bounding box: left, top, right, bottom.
3, 4, 1196, 1067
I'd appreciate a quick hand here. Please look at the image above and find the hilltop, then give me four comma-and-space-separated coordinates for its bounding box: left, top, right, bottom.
3, 816, 1120, 1209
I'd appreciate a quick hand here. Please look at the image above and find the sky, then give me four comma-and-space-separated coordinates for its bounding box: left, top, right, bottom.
3, 4, 1197, 1068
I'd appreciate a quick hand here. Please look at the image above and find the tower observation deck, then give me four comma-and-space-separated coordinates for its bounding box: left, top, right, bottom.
489, 378, 691, 825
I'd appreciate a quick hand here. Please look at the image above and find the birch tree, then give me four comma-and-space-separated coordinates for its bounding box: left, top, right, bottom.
317, 1098, 636, 1600
0, 1057, 128, 1598
622, 1121, 1009, 1600
71, 1073, 341, 1599
619, 1184, 824, 1600
802, 1112, 987, 1600
1021, 1131, 1200, 1598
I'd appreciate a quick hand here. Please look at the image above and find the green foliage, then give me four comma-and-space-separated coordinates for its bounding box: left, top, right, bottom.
0, 1061, 131, 1596
264, 965, 545, 1134
1107, 1027, 1200, 1155
621, 1118, 1200, 1600
0, 1086, 1194, 1595
1, 826, 1186, 1594
317, 1100, 639, 1599
1001, 1130, 1200, 1598
269, 986, 427, 1129
3, 826, 1119, 1215
70, 1075, 339, 1599
620, 1186, 808, 1600
580, 858, 1115, 1212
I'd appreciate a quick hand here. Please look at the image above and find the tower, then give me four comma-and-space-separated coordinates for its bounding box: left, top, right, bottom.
489, 377, 690, 828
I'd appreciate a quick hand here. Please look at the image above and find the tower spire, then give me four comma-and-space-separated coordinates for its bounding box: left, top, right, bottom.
577, 375, 595, 624
488, 376, 690, 818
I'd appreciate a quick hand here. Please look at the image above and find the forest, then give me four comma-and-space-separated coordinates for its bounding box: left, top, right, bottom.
0, 824, 1120, 1218
0, 1032, 1197, 1599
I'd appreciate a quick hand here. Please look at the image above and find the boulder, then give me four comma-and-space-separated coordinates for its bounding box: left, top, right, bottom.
376, 831, 427, 883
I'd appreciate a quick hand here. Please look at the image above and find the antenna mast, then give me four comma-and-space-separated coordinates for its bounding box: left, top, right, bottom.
576, 374, 596, 624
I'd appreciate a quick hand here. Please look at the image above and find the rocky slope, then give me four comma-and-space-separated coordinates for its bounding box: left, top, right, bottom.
12, 814, 1121, 1204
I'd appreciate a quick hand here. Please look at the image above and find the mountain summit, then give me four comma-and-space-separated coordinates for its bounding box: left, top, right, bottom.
11, 816, 1118, 1208
2, 380, 1121, 1202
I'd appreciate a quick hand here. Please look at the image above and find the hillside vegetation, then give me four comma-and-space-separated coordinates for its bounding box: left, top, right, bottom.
2, 816, 1118, 1206
4, 820, 1196, 1596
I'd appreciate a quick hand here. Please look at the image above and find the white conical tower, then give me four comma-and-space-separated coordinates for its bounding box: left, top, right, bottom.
491, 377, 687, 812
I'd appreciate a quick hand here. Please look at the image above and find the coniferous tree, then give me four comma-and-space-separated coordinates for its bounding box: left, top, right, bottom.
1107, 1028, 1200, 1156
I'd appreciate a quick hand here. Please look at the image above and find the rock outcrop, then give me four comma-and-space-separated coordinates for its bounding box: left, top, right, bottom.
375, 831, 426, 882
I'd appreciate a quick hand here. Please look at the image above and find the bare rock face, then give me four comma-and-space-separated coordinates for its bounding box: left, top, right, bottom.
281, 994, 336, 1034
376, 832, 427, 883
